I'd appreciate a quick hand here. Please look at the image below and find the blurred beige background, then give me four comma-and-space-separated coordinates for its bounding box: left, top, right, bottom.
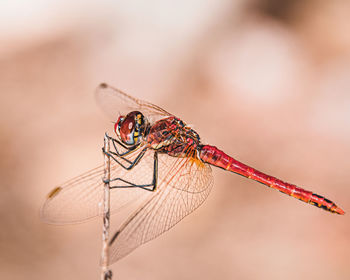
1, 0, 350, 279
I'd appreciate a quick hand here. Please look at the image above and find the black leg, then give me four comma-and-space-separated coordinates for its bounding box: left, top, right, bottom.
104, 270, 112, 280
103, 147, 134, 165
109, 152, 158, 192
102, 134, 142, 166
102, 137, 136, 166
104, 147, 148, 170
108, 135, 137, 156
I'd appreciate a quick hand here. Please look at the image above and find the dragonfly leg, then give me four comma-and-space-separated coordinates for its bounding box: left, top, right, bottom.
107, 134, 137, 157
104, 147, 148, 170
109, 152, 158, 192
102, 135, 141, 167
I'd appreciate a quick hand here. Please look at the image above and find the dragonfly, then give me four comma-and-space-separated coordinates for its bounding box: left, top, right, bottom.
41, 83, 345, 264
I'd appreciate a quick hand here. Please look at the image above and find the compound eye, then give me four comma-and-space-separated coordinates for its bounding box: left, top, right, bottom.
119, 115, 136, 145
114, 116, 123, 138
114, 111, 146, 146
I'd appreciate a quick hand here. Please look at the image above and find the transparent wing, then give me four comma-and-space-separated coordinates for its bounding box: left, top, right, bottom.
108, 153, 213, 264
95, 83, 173, 122
40, 148, 156, 225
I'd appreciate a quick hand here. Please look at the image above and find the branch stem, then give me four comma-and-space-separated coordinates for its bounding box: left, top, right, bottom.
101, 133, 112, 280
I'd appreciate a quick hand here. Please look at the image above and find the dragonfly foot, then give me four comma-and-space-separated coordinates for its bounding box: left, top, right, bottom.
102, 147, 111, 157
104, 270, 113, 280
102, 178, 110, 184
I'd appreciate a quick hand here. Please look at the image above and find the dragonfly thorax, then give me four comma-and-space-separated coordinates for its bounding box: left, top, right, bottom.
147, 116, 201, 157
115, 111, 149, 146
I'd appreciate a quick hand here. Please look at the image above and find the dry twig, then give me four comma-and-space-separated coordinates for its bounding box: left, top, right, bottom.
101, 133, 112, 280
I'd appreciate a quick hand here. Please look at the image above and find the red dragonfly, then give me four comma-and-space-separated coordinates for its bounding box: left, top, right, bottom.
41, 83, 344, 264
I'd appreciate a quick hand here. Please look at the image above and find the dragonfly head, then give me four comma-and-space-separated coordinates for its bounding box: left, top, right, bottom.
115, 111, 149, 146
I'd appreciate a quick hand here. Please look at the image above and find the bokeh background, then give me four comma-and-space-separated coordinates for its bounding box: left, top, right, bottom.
1, 1, 349, 279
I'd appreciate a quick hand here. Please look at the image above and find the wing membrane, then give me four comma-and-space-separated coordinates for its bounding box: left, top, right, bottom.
108, 153, 213, 263
41, 146, 213, 263
40, 148, 156, 225
95, 83, 172, 122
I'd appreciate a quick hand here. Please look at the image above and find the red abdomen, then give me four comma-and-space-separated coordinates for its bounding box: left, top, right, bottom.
199, 145, 344, 215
